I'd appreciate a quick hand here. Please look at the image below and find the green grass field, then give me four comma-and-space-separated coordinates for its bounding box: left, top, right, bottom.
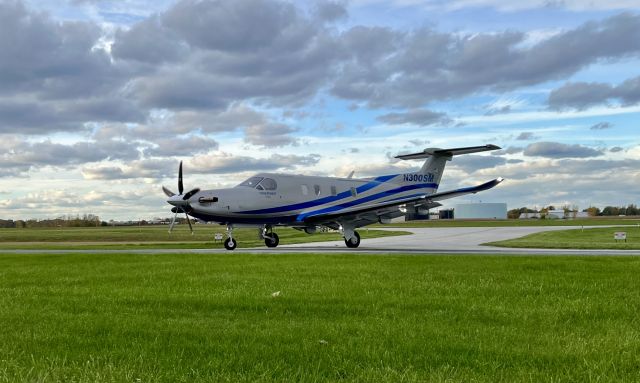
487, 226, 640, 249
1, 252, 640, 382
374, 217, 640, 228
0, 226, 408, 250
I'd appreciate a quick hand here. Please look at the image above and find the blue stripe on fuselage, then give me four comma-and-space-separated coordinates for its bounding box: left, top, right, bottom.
296, 183, 436, 221
238, 174, 401, 215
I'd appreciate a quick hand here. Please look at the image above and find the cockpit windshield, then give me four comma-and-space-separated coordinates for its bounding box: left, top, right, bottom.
237, 177, 264, 188
236, 176, 278, 190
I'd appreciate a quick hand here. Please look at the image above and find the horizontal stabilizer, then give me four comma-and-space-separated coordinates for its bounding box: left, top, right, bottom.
395, 144, 501, 160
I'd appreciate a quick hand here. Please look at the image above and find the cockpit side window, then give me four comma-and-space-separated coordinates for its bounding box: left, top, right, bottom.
237, 177, 264, 188
258, 178, 277, 190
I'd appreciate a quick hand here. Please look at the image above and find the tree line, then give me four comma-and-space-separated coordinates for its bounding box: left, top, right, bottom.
507, 204, 639, 219
0, 214, 105, 228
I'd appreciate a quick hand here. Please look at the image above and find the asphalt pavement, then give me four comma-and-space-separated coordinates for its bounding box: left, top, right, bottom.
3, 226, 640, 256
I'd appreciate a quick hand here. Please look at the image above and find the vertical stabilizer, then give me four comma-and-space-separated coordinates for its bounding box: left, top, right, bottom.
395, 144, 501, 189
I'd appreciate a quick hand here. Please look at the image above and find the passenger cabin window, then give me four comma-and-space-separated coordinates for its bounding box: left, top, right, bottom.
314, 184, 321, 196
301, 184, 309, 195
259, 178, 277, 190
331, 186, 337, 196
350, 187, 358, 197
238, 177, 263, 188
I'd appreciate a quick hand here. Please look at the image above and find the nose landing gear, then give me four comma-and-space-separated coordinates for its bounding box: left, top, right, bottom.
224, 224, 237, 250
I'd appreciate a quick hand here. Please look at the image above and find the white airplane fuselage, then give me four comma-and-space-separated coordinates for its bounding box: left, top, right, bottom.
168, 172, 437, 226
164, 144, 503, 249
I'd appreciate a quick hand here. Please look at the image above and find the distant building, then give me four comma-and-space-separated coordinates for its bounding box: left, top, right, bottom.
519, 212, 541, 219
439, 208, 455, 219
546, 210, 565, 219
454, 203, 507, 219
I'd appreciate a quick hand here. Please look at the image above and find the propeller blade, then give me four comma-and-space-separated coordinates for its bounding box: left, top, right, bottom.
168, 210, 178, 233
183, 188, 200, 200
162, 186, 176, 197
185, 212, 194, 234
178, 161, 184, 195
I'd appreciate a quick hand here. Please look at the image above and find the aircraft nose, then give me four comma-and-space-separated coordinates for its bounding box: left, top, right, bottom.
167, 195, 189, 207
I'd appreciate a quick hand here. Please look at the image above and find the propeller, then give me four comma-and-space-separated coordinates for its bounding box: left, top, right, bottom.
163, 161, 200, 235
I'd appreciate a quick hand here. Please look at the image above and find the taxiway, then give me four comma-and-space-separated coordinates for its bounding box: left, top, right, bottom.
3, 226, 639, 255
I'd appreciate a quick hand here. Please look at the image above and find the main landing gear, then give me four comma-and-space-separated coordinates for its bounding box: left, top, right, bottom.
262, 226, 279, 248
344, 231, 361, 248
341, 224, 361, 248
222, 224, 280, 250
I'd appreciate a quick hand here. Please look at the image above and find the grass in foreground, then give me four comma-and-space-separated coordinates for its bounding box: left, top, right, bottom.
487, 226, 640, 249
0, 226, 408, 250
1, 252, 639, 382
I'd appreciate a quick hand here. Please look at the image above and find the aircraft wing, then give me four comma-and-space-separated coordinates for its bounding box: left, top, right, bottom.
302, 177, 503, 226
303, 194, 428, 224
424, 177, 504, 202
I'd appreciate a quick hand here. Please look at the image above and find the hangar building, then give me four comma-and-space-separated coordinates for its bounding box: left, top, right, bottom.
454, 203, 507, 219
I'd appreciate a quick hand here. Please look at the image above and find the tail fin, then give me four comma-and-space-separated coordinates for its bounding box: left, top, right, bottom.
395, 144, 500, 186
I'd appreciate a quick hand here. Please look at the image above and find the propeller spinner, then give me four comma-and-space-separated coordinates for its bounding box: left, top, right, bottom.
163, 161, 200, 234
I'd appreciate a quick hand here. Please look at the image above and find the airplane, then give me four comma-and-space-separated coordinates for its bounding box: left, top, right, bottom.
163, 144, 504, 250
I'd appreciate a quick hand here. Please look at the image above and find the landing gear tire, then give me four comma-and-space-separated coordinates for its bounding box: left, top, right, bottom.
265, 232, 280, 248
224, 237, 237, 250
344, 231, 361, 248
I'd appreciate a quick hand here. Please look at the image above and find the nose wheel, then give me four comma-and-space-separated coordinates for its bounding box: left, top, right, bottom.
224, 224, 237, 250
224, 237, 237, 250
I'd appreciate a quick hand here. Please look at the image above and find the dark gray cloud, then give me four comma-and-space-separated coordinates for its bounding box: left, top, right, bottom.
243, 123, 298, 147
516, 132, 538, 140
82, 158, 177, 180
190, 153, 321, 174
548, 75, 640, 110
523, 142, 603, 158
0, 98, 145, 134
0, 1, 141, 134
555, 158, 640, 173
143, 136, 219, 157
0, 1, 120, 98
0, 138, 143, 176
492, 147, 523, 155
548, 82, 614, 110
120, 0, 341, 110
5, 0, 640, 138
590, 122, 613, 130
377, 109, 451, 126
333, 13, 640, 108
610, 146, 624, 152
111, 15, 188, 63
450, 155, 507, 173
314, 1, 348, 22
615, 75, 640, 105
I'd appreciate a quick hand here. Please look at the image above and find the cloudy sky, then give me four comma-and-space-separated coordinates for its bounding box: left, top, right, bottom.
1, 0, 640, 220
